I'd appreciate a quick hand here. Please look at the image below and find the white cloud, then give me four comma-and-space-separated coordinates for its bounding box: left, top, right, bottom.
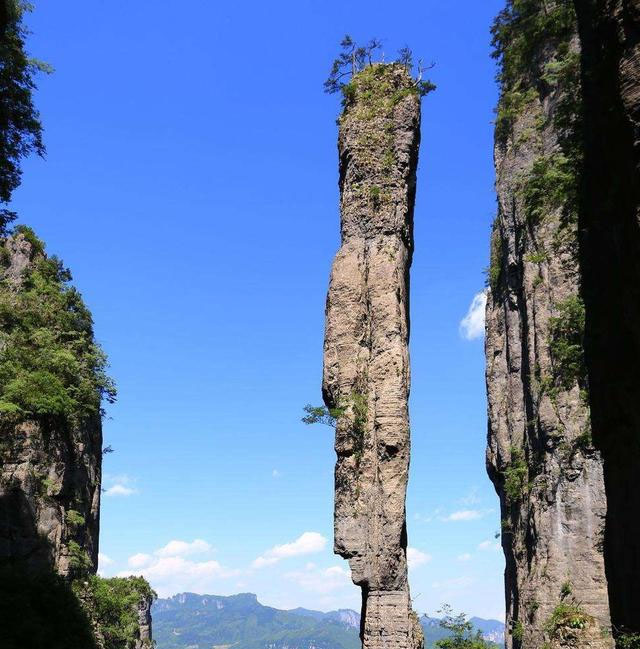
478, 539, 501, 552
104, 484, 136, 497
103, 473, 138, 497
252, 532, 327, 569
459, 290, 487, 340
120, 539, 236, 598
457, 553, 472, 562
445, 510, 483, 522
98, 552, 114, 566
155, 539, 212, 557
285, 563, 351, 594
407, 547, 432, 568
128, 553, 152, 568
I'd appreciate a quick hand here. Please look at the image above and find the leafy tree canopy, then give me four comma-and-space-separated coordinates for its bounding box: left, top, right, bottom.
0, 0, 51, 232
434, 605, 496, 649
0, 226, 116, 426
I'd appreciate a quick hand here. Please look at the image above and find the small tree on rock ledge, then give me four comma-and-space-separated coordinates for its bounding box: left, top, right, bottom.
324, 34, 436, 99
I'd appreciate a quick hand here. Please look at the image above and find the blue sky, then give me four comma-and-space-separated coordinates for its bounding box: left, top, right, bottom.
14, 0, 505, 620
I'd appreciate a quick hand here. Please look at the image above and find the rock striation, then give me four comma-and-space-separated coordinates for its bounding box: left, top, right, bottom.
486, 2, 613, 647
322, 64, 422, 649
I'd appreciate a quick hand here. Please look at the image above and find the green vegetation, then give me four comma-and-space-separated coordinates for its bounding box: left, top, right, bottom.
503, 446, 528, 504
617, 631, 640, 649
324, 35, 435, 102
66, 509, 86, 528
303, 393, 367, 464
0, 228, 116, 426
545, 602, 590, 635
68, 539, 92, 573
518, 153, 577, 226
525, 250, 547, 264
487, 223, 503, 293
80, 575, 156, 649
301, 404, 345, 427
560, 580, 572, 599
548, 296, 586, 389
512, 620, 524, 642
0, 0, 52, 230
491, 0, 576, 144
434, 605, 496, 649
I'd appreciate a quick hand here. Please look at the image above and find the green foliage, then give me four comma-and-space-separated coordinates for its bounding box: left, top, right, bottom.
545, 602, 590, 635
434, 605, 495, 649
152, 592, 361, 649
491, 0, 578, 145
487, 223, 503, 293
82, 575, 156, 649
560, 581, 572, 599
68, 539, 92, 573
302, 404, 345, 427
525, 250, 546, 264
0, 230, 116, 426
325, 35, 435, 102
504, 446, 528, 504
492, 0, 575, 89
512, 620, 524, 642
617, 631, 640, 649
66, 509, 85, 528
0, 0, 50, 211
548, 296, 586, 389
519, 154, 577, 225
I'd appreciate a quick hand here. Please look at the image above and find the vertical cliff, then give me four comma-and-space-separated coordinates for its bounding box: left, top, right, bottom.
322, 63, 422, 649
485, 2, 612, 647
0, 228, 154, 648
572, 0, 640, 638
0, 229, 104, 576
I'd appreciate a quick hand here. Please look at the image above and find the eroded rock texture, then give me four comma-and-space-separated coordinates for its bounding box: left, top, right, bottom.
573, 0, 640, 636
0, 233, 102, 576
322, 64, 422, 649
486, 3, 612, 647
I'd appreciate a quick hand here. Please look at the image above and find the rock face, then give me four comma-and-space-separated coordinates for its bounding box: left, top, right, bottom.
136, 593, 154, 649
0, 230, 155, 648
322, 64, 422, 649
573, 0, 640, 636
486, 3, 612, 647
0, 233, 102, 576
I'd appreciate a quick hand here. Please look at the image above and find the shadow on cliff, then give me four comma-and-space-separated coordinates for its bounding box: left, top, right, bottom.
575, 2, 640, 636
0, 493, 97, 649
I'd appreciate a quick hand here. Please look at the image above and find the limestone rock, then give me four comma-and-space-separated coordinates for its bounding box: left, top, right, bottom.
322, 64, 421, 649
0, 233, 102, 576
486, 5, 612, 647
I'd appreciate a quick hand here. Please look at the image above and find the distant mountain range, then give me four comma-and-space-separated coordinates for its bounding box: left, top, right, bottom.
152, 592, 504, 649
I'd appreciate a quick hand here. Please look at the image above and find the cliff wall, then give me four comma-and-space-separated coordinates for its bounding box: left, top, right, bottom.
322, 63, 422, 649
0, 229, 154, 648
486, 3, 612, 647
573, 0, 640, 636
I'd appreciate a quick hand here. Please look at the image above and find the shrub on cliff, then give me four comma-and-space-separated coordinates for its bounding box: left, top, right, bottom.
0, 228, 116, 425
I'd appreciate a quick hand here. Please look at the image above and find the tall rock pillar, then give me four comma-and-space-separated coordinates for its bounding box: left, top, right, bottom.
486, 2, 612, 647
322, 64, 422, 649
